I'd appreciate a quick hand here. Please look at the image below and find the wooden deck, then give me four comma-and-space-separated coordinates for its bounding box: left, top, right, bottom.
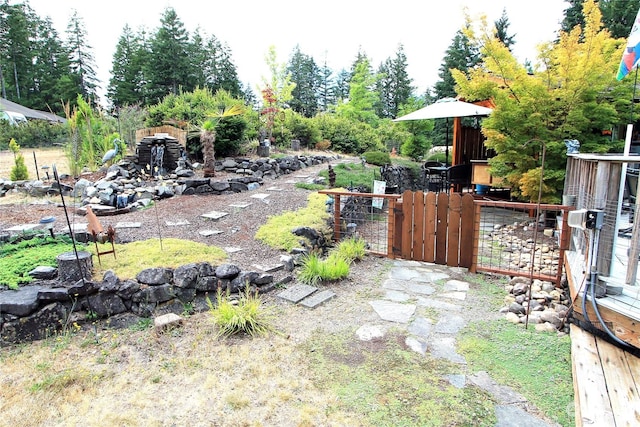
571, 324, 640, 426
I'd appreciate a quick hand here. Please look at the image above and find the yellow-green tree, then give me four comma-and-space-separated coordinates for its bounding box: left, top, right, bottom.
452, 0, 628, 202
259, 46, 296, 143
9, 138, 28, 181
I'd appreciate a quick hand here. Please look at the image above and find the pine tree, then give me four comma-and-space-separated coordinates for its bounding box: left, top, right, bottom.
494, 8, 516, 50
145, 7, 191, 104
316, 56, 336, 112
287, 45, 320, 118
65, 10, 99, 102
108, 24, 146, 108
376, 44, 413, 118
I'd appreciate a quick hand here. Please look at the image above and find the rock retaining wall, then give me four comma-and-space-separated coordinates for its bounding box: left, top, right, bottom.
0, 261, 290, 344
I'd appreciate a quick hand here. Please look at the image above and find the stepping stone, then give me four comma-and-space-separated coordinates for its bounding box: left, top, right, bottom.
416, 297, 461, 311
277, 284, 317, 303
384, 289, 411, 302
5, 224, 39, 232
299, 289, 336, 308
252, 264, 284, 273
444, 280, 470, 292
284, 180, 297, 184
115, 222, 141, 228
428, 336, 466, 364
408, 316, 433, 338
229, 202, 252, 209
356, 324, 386, 341
201, 211, 229, 220
446, 374, 467, 389
440, 291, 467, 301
405, 336, 428, 356
224, 247, 243, 253
266, 186, 283, 191
468, 371, 527, 404
434, 313, 466, 334
165, 220, 190, 226
199, 229, 223, 237
406, 283, 436, 295
293, 174, 310, 179
369, 300, 416, 323
249, 193, 270, 200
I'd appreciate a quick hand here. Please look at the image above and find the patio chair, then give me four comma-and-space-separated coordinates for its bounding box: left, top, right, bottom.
446, 163, 472, 193
422, 161, 446, 192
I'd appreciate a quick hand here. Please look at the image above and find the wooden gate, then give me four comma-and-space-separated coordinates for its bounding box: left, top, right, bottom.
393, 190, 475, 267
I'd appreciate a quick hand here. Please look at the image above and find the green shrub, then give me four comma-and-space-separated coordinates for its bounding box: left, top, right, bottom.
207, 288, 274, 337
362, 151, 390, 166
335, 237, 366, 262
314, 114, 384, 154
10, 153, 29, 181
298, 252, 350, 285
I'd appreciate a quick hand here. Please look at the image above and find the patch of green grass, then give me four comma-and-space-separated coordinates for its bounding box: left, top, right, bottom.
91, 238, 227, 280
0, 235, 77, 289
302, 329, 496, 426
295, 182, 326, 191
255, 192, 331, 251
207, 288, 275, 338
318, 162, 376, 191
458, 320, 574, 426
465, 273, 508, 311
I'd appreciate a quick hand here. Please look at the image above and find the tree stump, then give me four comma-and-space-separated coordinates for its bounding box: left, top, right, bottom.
257, 146, 270, 157
57, 251, 93, 283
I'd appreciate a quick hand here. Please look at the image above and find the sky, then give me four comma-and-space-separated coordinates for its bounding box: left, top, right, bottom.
18, 0, 569, 105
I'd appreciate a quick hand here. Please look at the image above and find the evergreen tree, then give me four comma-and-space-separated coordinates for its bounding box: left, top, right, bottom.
108, 24, 146, 108
65, 10, 99, 102
316, 56, 336, 112
336, 55, 378, 126
287, 45, 320, 117
494, 8, 516, 50
561, 0, 585, 34
432, 28, 480, 147
600, 0, 640, 39
334, 68, 350, 102
0, 2, 36, 101
376, 44, 413, 118
145, 7, 191, 103
202, 34, 241, 97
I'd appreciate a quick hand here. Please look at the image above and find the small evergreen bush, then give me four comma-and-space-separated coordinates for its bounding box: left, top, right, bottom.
10, 153, 29, 181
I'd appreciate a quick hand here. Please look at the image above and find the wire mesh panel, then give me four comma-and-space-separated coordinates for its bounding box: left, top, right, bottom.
321, 190, 399, 256
472, 201, 571, 285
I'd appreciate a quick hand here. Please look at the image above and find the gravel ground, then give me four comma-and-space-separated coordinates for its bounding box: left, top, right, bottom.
0, 156, 357, 275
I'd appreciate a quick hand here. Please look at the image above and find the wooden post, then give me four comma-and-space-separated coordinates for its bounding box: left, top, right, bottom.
627, 176, 640, 285
333, 194, 341, 242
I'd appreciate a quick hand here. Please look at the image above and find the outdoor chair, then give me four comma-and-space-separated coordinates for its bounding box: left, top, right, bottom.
422, 161, 447, 192
446, 163, 472, 193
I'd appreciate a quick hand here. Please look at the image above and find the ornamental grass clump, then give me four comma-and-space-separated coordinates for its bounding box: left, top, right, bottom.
298, 251, 351, 285
334, 237, 366, 262
207, 287, 274, 338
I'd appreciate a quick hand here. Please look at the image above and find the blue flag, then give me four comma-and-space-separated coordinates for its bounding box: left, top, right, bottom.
617, 7, 640, 80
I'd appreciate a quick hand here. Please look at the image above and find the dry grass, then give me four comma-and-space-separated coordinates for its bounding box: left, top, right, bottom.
0, 148, 69, 179
0, 313, 363, 427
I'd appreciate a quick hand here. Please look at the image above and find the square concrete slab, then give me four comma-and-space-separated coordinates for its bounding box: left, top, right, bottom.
165, 220, 190, 226
277, 284, 317, 303
224, 247, 243, 253
201, 211, 229, 220
199, 229, 223, 237
249, 193, 270, 200
229, 202, 252, 209
115, 222, 141, 228
266, 186, 283, 191
300, 289, 336, 308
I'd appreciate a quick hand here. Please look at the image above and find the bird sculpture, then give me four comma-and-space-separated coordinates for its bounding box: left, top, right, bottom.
102, 138, 121, 165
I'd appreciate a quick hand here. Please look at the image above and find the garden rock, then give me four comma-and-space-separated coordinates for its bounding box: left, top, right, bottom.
1, 302, 66, 342
136, 267, 174, 285
0, 285, 43, 316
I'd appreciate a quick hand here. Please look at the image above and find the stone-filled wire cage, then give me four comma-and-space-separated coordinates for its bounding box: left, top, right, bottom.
135, 133, 183, 175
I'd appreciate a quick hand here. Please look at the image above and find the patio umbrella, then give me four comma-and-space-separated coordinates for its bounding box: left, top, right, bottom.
393, 97, 493, 164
